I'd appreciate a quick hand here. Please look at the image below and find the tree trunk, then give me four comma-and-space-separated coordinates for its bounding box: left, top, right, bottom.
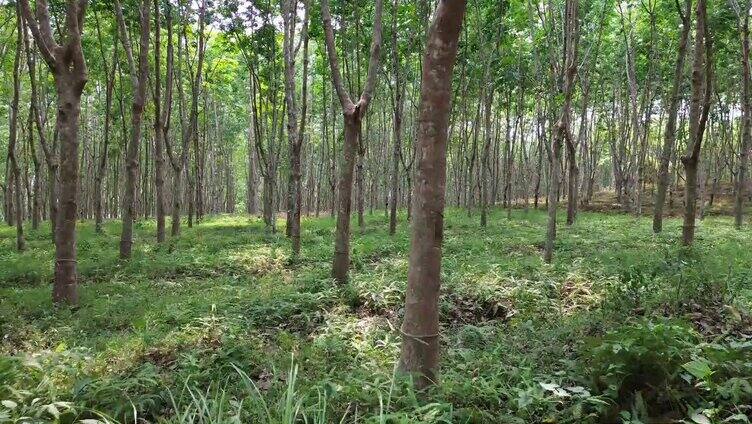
544, 0, 579, 263
93, 11, 115, 234
171, 164, 183, 236
388, 0, 403, 235
29, 112, 41, 230
654, 0, 691, 233
165, 0, 204, 238
262, 174, 274, 230
681, 0, 712, 246
153, 1, 171, 243
566, 82, 589, 225
8, 7, 25, 251
117, 0, 151, 259
53, 77, 85, 305
735, 11, 751, 229
20, 0, 89, 305
356, 144, 366, 233
282, 0, 309, 258
565, 136, 578, 225
332, 114, 360, 282
188, 169, 195, 228
246, 129, 257, 215
544, 133, 562, 263
321, 0, 383, 283
480, 88, 494, 227
398, 0, 466, 389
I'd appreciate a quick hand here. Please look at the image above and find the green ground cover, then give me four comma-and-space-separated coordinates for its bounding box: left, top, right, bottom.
1, 209, 751, 423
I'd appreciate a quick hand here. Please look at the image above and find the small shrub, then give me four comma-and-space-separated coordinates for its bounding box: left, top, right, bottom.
584, 319, 700, 419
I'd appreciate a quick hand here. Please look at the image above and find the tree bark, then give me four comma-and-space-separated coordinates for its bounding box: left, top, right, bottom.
116, 0, 151, 259
153, 1, 173, 243
29, 110, 41, 230
544, 0, 579, 264
282, 0, 309, 258
9, 5, 26, 251
321, 0, 384, 283
398, 0, 466, 389
92, 11, 116, 234
654, 0, 691, 233
165, 0, 205, 237
356, 141, 366, 233
681, 0, 712, 246
388, 0, 403, 235
20, 0, 89, 305
735, 7, 751, 229
480, 89, 494, 227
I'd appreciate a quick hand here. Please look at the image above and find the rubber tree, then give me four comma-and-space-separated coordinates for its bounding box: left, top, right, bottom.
282, 0, 310, 259
165, 0, 206, 238
153, 1, 174, 243
93, 11, 117, 234
388, 0, 404, 236
733, 0, 751, 229
544, 0, 580, 264
8, 4, 26, 252
320, 0, 384, 283
398, 0, 467, 389
681, 0, 712, 246
115, 0, 151, 259
19, 0, 89, 305
653, 0, 691, 233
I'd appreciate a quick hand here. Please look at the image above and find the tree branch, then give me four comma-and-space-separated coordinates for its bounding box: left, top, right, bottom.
357, 0, 384, 115
320, 0, 355, 112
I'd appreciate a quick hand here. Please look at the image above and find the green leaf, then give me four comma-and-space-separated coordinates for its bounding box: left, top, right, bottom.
691, 413, 711, 424
539, 382, 559, 391
723, 414, 750, 423
0, 400, 17, 409
682, 359, 713, 380
45, 403, 60, 418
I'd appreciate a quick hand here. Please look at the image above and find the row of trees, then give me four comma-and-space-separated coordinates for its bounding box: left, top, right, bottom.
0, 0, 746, 384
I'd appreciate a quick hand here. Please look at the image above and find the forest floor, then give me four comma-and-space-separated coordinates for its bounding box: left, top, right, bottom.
582, 186, 741, 216
1, 209, 752, 423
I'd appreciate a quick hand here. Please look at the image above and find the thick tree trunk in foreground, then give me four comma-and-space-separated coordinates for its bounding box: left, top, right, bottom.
54, 79, 86, 305
321, 0, 384, 283
681, 0, 712, 246
20, 0, 88, 305
653, 0, 691, 233
398, 0, 466, 389
331, 114, 360, 282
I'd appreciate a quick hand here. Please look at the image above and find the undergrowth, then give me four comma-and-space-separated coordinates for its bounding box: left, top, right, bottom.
1, 209, 751, 423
